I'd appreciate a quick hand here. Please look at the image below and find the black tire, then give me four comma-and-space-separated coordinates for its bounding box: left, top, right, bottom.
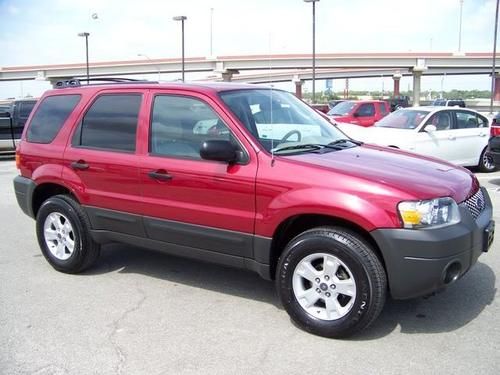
479, 147, 496, 173
36, 194, 100, 273
276, 226, 386, 338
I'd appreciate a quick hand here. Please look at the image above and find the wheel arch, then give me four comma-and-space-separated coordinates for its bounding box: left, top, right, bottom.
268, 213, 386, 280
32, 182, 78, 218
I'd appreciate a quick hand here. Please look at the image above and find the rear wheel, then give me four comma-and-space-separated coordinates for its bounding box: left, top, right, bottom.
276, 227, 386, 338
36, 195, 100, 273
479, 147, 496, 173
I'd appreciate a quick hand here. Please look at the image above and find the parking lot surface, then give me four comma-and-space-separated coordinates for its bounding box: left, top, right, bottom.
1, 159, 499, 375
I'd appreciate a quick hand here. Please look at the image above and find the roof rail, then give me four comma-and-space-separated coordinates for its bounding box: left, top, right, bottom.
54, 77, 158, 89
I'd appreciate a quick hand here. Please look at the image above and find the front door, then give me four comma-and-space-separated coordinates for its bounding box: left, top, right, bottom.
139, 91, 257, 258
414, 110, 459, 163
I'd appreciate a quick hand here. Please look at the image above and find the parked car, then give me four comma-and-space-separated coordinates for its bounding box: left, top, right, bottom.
13, 80, 494, 338
386, 95, 410, 111
327, 99, 345, 110
487, 112, 500, 168
327, 100, 390, 126
0, 99, 37, 154
337, 107, 495, 172
432, 98, 466, 108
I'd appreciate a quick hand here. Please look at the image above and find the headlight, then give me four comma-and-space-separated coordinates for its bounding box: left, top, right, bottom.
398, 197, 461, 229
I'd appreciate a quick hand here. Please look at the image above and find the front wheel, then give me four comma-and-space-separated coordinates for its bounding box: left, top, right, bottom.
276, 227, 387, 338
479, 147, 496, 173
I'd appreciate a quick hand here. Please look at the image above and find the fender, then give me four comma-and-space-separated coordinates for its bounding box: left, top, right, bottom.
255, 187, 401, 237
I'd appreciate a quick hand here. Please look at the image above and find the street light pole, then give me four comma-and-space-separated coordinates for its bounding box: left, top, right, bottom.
458, 0, 464, 52
173, 16, 187, 81
210, 8, 214, 57
304, 0, 319, 103
491, 0, 499, 114
77, 32, 90, 84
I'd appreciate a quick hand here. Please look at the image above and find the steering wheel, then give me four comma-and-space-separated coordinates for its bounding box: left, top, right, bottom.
279, 130, 301, 144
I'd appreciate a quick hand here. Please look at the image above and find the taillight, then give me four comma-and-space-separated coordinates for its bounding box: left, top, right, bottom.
490, 125, 500, 137
15, 151, 21, 169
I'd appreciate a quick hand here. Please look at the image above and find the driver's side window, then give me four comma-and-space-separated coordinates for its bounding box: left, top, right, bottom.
356, 103, 375, 117
150, 95, 233, 159
424, 111, 452, 131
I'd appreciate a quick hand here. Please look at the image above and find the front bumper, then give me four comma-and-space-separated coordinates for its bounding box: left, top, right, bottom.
372, 187, 493, 299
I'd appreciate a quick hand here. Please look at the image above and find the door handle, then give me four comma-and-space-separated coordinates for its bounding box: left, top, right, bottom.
479, 133, 487, 137
448, 136, 456, 140
148, 170, 173, 181
70, 160, 89, 170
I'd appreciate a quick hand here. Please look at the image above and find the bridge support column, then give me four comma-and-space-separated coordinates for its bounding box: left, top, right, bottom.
411, 66, 426, 107
293, 78, 304, 99
392, 72, 402, 96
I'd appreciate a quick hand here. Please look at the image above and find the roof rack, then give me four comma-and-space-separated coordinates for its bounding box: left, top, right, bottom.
54, 77, 158, 89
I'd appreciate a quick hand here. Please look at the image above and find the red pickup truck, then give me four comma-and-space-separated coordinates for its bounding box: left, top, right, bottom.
328, 100, 390, 126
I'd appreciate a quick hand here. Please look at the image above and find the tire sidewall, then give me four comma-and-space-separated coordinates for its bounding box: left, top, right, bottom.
480, 148, 496, 172
278, 233, 375, 337
36, 197, 85, 271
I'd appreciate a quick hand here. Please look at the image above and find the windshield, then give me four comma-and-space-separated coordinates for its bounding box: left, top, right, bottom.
219, 89, 355, 154
327, 101, 356, 116
375, 109, 430, 129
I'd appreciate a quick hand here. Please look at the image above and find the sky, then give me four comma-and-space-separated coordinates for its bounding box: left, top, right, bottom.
0, 0, 498, 99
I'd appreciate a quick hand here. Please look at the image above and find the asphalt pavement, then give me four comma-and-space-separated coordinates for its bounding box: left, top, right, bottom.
0, 159, 499, 375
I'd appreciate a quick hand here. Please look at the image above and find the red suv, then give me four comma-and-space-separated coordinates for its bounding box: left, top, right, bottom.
328, 100, 390, 126
13, 80, 494, 338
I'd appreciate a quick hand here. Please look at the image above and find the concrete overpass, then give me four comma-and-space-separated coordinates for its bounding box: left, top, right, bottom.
1, 52, 498, 104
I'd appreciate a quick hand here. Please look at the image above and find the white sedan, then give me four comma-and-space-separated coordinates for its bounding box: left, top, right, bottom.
336, 106, 495, 172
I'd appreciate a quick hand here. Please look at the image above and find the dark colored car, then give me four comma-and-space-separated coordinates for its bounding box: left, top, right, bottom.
432, 99, 466, 108
386, 95, 409, 111
328, 99, 345, 109
13, 79, 494, 338
0, 99, 37, 153
487, 112, 500, 168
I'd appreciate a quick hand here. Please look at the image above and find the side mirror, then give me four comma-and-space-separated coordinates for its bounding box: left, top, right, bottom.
352, 112, 360, 118
200, 140, 238, 163
425, 124, 437, 132
0, 111, 11, 118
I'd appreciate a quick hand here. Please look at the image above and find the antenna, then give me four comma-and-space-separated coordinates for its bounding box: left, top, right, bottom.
268, 30, 275, 166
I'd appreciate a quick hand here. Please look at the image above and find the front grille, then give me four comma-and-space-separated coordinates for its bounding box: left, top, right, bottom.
460, 188, 485, 220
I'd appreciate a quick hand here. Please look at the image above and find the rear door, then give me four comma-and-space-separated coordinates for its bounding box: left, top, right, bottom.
450, 110, 489, 166
63, 90, 146, 237
138, 90, 258, 258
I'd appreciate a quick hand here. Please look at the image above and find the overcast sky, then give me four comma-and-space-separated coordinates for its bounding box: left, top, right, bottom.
0, 0, 497, 99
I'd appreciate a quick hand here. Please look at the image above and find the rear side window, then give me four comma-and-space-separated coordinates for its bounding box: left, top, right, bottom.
378, 102, 388, 115
27, 95, 80, 143
74, 94, 141, 152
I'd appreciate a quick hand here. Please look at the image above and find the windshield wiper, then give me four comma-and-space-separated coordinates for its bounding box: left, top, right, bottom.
273, 144, 324, 153
273, 141, 360, 154
328, 138, 363, 146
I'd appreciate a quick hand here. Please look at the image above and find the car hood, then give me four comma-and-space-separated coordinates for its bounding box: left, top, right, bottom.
285, 144, 474, 203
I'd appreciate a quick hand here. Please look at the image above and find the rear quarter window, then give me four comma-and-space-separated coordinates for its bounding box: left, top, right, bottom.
27, 95, 81, 143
